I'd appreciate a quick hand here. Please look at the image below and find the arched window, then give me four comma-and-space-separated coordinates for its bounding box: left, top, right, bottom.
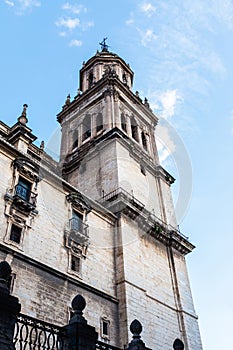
88, 71, 93, 89
131, 117, 139, 142
82, 115, 91, 141
121, 113, 127, 133
122, 72, 127, 85
72, 130, 78, 149
141, 131, 147, 151
96, 113, 103, 133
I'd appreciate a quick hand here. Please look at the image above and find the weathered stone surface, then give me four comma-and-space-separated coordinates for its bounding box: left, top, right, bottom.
0, 47, 202, 350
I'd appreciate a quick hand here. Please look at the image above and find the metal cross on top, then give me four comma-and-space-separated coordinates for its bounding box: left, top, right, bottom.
99, 37, 109, 51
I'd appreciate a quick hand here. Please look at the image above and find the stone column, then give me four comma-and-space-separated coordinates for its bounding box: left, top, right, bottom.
126, 115, 132, 137
145, 133, 150, 154
0, 261, 21, 350
103, 91, 112, 131
78, 124, 82, 147
62, 294, 98, 350
114, 92, 121, 129
126, 320, 151, 350
92, 113, 97, 138
138, 126, 143, 146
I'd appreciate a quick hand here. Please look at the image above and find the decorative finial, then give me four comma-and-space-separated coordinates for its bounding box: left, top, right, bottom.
127, 320, 146, 349
65, 94, 71, 106
18, 103, 28, 124
173, 339, 184, 350
144, 97, 150, 108
99, 37, 109, 52
40, 140, 44, 150
70, 294, 87, 325
130, 319, 142, 337
0, 261, 12, 294
74, 89, 82, 100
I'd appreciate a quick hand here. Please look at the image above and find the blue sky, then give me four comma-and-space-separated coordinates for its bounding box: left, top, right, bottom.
1, 1, 233, 348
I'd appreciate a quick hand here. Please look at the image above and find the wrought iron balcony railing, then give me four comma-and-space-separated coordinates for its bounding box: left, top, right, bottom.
99, 187, 145, 211
65, 217, 89, 246
15, 183, 37, 206
69, 217, 88, 236
4, 183, 38, 213
98, 187, 192, 253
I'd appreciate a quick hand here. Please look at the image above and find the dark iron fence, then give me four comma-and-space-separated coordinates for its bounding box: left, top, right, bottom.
14, 313, 64, 350
0, 260, 185, 350
96, 340, 121, 350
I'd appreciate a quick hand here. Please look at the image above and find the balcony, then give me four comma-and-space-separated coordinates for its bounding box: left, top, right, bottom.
4, 183, 37, 213
98, 187, 145, 217
99, 187, 194, 254
65, 217, 89, 246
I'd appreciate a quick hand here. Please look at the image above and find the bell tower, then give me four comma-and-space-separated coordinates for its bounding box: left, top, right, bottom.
57, 44, 202, 350
58, 44, 176, 227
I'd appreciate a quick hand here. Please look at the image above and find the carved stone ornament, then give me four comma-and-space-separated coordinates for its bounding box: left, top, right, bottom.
13, 157, 40, 183
66, 192, 92, 213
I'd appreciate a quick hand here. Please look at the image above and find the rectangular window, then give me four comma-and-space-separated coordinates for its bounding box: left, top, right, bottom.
96, 113, 103, 133
70, 210, 84, 233
131, 124, 139, 141
71, 255, 81, 273
9, 224, 22, 244
101, 318, 110, 339
16, 177, 31, 201
102, 321, 109, 336
82, 115, 91, 141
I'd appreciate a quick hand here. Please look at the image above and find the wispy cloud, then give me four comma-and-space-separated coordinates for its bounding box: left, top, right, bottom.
59, 31, 67, 37
185, 0, 233, 31
81, 21, 94, 30
140, 2, 156, 17
140, 28, 157, 46
126, 11, 134, 25
126, 0, 232, 137
156, 90, 182, 120
5, 0, 14, 6
56, 2, 93, 46
148, 89, 183, 120
126, 18, 134, 25
156, 122, 177, 166
61, 3, 87, 14
5, 0, 41, 14
55, 17, 80, 30
69, 39, 82, 47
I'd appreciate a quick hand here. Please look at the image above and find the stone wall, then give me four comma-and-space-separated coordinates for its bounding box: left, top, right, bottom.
10, 256, 119, 345
116, 214, 201, 350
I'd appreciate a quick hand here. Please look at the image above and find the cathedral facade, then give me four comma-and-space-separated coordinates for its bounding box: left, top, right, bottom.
0, 46, 202, 350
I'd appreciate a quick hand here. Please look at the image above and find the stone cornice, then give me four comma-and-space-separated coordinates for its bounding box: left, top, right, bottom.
62, 127, 174, 186
0, 242, 118, 304
57, 75, 157, 125
0, 135, 117, 223
98, 188, 194, 255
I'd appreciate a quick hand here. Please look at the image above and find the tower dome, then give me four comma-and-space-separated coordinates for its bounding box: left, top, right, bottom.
80, 48, 134, 93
